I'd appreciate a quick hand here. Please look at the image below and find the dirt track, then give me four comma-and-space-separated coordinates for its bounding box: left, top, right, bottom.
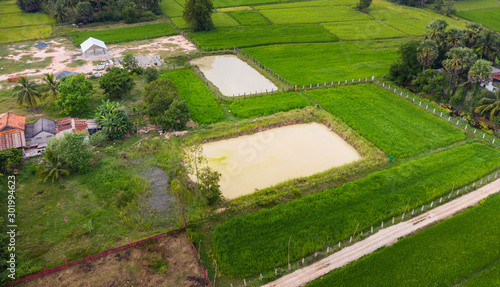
263, 178, 500, 287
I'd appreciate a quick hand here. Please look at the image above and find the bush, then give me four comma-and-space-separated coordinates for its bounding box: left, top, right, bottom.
16, 0, 43, 12
140, 11, 157, 22
99, 67, 135, 98
122, 5, 140, 24
144, 67, 159, 83
56, 74, 93, 116
0, 148, 23, 174
88, 130, 108, 147
94, 11, 122, 22
131, 67, 144, 75
46, 132, 93, 173
95, 100, 133, 140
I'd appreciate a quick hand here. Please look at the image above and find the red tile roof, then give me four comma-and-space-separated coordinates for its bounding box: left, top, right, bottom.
0, 112, 25, 135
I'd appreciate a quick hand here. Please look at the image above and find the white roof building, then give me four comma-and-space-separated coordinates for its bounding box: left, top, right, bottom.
81, 37, 108, 57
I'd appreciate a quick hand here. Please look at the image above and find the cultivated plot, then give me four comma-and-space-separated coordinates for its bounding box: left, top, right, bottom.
306, 191, 500, 287
259, 6, 372, 24
321, 20, 406, 40
229, 92, 311, 118
457, 9, 500, 31
307, 85, 465, 158
229, 10, 271, 25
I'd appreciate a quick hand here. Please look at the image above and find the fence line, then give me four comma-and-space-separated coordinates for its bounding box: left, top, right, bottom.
8, 227, 186, 285
218, 168, 500, 286
189, 237, 214, 287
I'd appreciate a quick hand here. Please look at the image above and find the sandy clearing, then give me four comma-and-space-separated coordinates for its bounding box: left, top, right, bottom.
263, 178, 500, 287
0, 35, 197, 82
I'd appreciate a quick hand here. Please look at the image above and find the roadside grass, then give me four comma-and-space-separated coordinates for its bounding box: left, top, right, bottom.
160, 69, 224, 124
258, 6, 372, 24
229, 92, 311, 118
212, 143, 500, 278
306, 85, 465, 158
306, 193, 500, 287
229, 10, 271, 25
454, 0, 499, 11
321, 20, 407, 40
188, 24, 338, 49
457, 9, 500, 31
242, 40, 400, 85
69, 23, 178, 45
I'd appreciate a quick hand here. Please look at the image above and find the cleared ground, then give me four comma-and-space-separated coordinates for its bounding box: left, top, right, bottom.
18, 233, 207, 287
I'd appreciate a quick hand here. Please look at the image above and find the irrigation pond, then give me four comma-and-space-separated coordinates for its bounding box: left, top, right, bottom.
190, 55, 278, 97
193, 123, 361, 199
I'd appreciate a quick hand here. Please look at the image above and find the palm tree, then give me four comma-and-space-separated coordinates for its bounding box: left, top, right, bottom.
425, 20, 449, 46
474, 30, 499, 62
445, 28, 464, 51
51, 2, 68, 23
475, 89, 500, 121
43, 73, 59, 101
463, 23, 483, 48
13, 76, 41, 110
417, 40, 439, 72
36, 151, 70, 183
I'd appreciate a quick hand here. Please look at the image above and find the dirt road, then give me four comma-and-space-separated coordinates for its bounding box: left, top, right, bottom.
263, 178, 500, 287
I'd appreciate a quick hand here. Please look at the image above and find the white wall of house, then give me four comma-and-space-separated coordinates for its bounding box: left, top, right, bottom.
26, 131, 55, 147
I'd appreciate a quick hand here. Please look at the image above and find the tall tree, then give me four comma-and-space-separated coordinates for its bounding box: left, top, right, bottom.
12, 76, 41, 110
463, 23, 483, 48
474, 30, 499, 62
387, 40, 421, 85
475, 89, 500, 121
183, 0, 214, 32
356, 0, 372, 12
56, 73, 93, 115
76, 1, 93, 22
425, 20, 449, 47
42, 73, 59, 101
442, 47, 477, 88
51, 1, 68, 23
417, 40, 439, 72
98, 67, 135, 98
467, 59, 493, 98
445, 28, 464, 51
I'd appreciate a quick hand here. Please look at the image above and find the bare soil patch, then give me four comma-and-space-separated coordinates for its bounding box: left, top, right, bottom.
17, 233, 207, 287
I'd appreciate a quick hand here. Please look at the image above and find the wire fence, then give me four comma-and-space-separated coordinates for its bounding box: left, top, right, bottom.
210, 167, 500, 286
8, 227, 187, 286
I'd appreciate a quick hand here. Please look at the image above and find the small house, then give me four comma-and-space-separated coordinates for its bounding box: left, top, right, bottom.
0, 112, 26, 151
25, 117, 56, 147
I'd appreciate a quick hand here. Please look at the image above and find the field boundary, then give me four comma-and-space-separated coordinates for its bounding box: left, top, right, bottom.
8, 227, 188, 285
217, 167, 500, 286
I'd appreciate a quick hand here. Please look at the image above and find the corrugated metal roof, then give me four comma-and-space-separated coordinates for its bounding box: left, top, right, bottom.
25, 118, 56, 139
0, 112, 25, 133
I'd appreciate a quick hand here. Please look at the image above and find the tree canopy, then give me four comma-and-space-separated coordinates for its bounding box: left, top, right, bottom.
56, 73, 93, 115
99, 67, 135, 98
95, 100, 133, 140
183, 0, 214, 32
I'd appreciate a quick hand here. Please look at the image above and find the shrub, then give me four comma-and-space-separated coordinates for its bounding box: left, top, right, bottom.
99, 67, 135, 98
46, 132, 93, 173
144, 67, 159, 83
95, 100, 133, 140
0, 148, 23, 174
56, 74, 93, 116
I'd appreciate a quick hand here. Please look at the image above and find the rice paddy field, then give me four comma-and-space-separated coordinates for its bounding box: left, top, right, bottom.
454, 0, 500, 31
229, 92, 311, 118
69, 22, 178, 45
306, 193, 500, 287
306, 85, 465, 158
0, 0, 55, 43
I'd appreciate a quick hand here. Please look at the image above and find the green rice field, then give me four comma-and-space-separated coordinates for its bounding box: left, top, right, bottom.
229, 92, 311, 118
306, 85, 465, 158
212, 143, 500, 278
160, 69, 224, 124
454, 0, 499, 11
229, 10, 271, 25
457, 9, 500, 31
307, 193, 500, 287
243, 40, 401, 85
258, 6, 372, 24
69, 23, 178, 45
321, 20, 406, 40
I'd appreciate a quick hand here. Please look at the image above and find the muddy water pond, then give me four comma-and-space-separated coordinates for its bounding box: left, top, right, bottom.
190, 55, 278, 96
192, 123, 361, 199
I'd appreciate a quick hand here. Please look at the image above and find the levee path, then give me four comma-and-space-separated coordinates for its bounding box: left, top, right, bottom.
263, 178, 500, 287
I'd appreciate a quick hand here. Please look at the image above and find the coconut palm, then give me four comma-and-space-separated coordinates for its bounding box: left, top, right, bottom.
36, 151, 70, 183
42, 73, 59, 101
417, 40, 439, 72
475, 89, 500, 121
12, 76, 41, 110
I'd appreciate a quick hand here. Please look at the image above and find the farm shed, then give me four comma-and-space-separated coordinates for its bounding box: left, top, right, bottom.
81, 37, 108, 57
25, 117, 56, 147
0, 112, 26, 151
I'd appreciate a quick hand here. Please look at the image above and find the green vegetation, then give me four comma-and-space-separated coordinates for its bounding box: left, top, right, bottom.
454, 0, 499, 11
306, 193, 500, 287
307, 85, 465, 158
0, 12, 55, 28
70, 23, 178, 45
321, 20, 406, 40
457, 9, 500, 31
211, 0, 279, 8
229, 10, 270, 26
258, 6, 372, 24
0, 25, 53, 43
243, 40, 400, 85
159, 0, 184, 17
188, 24, 338, 49
160, 69, 224, 124
229, 92, 311, 118
254, 0, 357, 10
213, 143, 500, 278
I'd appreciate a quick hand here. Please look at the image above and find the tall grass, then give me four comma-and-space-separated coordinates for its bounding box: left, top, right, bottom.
212, 143, 500, 278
